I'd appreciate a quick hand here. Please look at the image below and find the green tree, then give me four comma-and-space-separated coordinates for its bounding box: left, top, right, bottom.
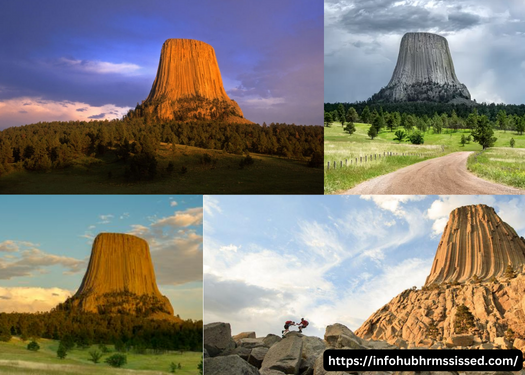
324, 112, 333, 127
346, 107, 359, 123
454, 304, 475, 334
57, 345, 67, 359
404, 115, 416, 132
497, 110, 508, 132
198, 358, 203, 375
516, 116, 525, 135
432, 113, 443, 134
471, 115, 497, 149
368, 125, 378, 140
460, 134, 467, 147
510, 138, 515, 148
372, 113, 385, 133
361, 106, 371, 124
344, 122, 356, 135
338, 104, 346, 126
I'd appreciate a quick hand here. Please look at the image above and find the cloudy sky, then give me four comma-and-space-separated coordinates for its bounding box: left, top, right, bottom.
0, 0, 323, 129
203, 195, 525, 338
0, 195, 203, 320
325, 0, 525, 104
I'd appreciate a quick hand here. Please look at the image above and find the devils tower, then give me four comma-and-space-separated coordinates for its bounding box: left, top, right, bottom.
59, 233, 174, 318
356, 204, 525, 347
138, 39, 251, 123
426, 204, 525, 285
371, 32, 472, 103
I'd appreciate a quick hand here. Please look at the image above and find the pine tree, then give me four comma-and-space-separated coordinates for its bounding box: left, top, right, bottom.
368, 125, 378, 140
454, 304, 475, 334
471, 115, 497, 149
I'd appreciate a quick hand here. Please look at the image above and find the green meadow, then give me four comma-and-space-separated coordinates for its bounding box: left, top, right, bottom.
0, 144, 323, 194
324, 122, 525, 194
0, 338, 201, 375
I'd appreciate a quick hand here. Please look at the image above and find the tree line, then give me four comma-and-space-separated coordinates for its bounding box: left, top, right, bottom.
325, 101, 525, 122
0, 310, 202, 353
325, 104, 524, 149
0, 116, 323, 177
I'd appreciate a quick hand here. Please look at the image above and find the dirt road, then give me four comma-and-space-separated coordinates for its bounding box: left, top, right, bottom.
345, 152, 525, 195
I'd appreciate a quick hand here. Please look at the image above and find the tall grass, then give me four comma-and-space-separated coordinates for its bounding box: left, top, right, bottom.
467, 147, 525, 189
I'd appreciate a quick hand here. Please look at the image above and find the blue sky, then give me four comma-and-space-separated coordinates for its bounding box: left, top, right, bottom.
0, 195, 203, 320
203, 195, 525, 338
0, 0, 323, 128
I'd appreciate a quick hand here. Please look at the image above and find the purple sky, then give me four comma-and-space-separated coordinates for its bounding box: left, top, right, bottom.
0, 0, 323, 129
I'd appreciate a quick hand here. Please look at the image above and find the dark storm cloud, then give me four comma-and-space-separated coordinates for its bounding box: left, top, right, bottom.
76, 108, 88, 112
325, 0, 525, 104
340, 0, 482, 34
88, 113, 106, 119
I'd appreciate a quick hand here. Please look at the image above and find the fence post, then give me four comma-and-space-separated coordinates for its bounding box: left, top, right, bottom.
327, 161, 330, 170
340, 160, 343, 168
345, 159, 348, 167
360, 156, 362, 163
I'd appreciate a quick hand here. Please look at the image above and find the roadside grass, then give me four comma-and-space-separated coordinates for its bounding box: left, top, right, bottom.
324, 122, 525, 194
467, 147, 525, 189
0, 338, 201, 374
0, 144, 323, 194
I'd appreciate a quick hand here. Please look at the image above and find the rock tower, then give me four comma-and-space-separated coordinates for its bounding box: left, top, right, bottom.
356, 204, 525, 346
60, 233, 174, 317
138, 39, 251, 123
372, 32, 472, 103
426, 204, 525, 285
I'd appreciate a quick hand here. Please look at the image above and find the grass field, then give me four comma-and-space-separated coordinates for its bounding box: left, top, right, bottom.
0, 337, 201, 375
467, 147, 525, 189
0, 144, 323, 194
325, 122, 525, 194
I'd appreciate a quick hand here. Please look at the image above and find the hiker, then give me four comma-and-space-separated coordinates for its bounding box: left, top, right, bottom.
282, 320, 295, 336
297, 318, 309, 333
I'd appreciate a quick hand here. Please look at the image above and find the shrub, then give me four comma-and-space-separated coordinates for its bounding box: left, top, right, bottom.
105, 353, 127, 368
408, 131, 424, 144
454, 304, 475, 334
239, 154, 254, 169
504, 264, 517, 280
308, 151, 323, 168
181, 166, 188, 174
57, 344, 67, 359
166, 161, 174, 173
98, 343, 109, 353
27, 341, 40, 351
89, 349, 103, 363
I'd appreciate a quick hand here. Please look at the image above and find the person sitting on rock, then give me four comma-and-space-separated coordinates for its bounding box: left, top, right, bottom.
282, 320, 296, 336
297, 318, 309, 333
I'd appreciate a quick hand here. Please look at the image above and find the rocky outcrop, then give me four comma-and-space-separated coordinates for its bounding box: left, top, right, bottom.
426, 204, 525, 285
356, 204, 525, 348
139, 39, 252, 124
59, 233, 174, 318
372, 32, 472, 103
203, 322, 398, 375
204, 355, 260, 375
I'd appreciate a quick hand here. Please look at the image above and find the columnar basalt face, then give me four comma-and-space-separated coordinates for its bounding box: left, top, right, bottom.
66, 233, 174, 316
141, 39, 251, 123
372, 32, 471, 103
425, 204, 525, 285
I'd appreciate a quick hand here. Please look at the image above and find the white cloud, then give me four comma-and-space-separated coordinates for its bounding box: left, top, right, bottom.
0, 96, 132, 129
0, 287, 72, 313
170, 201, 178, 207
55, 58, 141, 75
119, 212, 130, 220
152, 207, 203, 228
203, 195, 222, 217
0, 240, 18, 252
98, 214, 114, 224
360, 195, 426, 217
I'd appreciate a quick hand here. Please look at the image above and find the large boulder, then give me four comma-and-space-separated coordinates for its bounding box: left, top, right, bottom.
446, 334, 474, 347
299, 335, 327, 373
325, 323, 364, 349
261, 332, 303, 374
494, 337, 512, 349
248, 346, 269, 368
204, 354, 260, 375
204, 322, 236, 357
263, 334, 282, 348
312, 352, 348, 375
234, 331, 257, 341
239, 338, 266, 349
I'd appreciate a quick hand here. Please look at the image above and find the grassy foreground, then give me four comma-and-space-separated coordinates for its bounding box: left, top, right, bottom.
0, 144, 323, 194
0, 338, 201, 375
324, 122, 525, 194
467, 147, 525, 189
